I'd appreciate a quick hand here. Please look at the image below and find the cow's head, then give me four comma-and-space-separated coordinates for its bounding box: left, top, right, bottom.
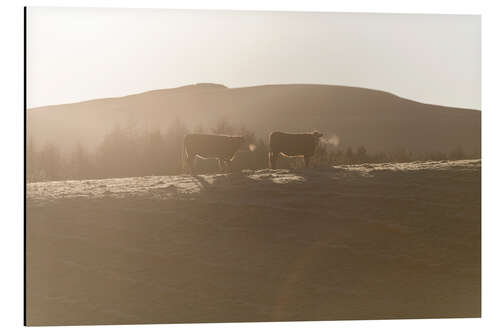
233, 136, 255, 152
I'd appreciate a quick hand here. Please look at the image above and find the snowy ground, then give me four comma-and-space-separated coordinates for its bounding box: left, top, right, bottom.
26, 160, 481, 325
27, 159, 481, 201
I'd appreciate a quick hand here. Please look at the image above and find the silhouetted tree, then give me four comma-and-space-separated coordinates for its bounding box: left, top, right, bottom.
38, 143, 63, 181
26, 136, 38, 182
194, 123, 205, 134
390, 147, 411, 163
68, 143, 93, 180
425, 151, 447, 161
449, 145, 466, 160
372, 152, 388, 163
311, 142, 332, 167
164, 117, 189, 174
212, 119, 235, 135
27, 117, 474, 180
95, 125, 136, 178
345, 147, 354, 164
355, 146, 368, 163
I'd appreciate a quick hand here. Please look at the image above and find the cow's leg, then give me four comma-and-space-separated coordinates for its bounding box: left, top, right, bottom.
186, 153, 195, 174
269, 152, 278, 169
217, 159, 224, 173
225, 159, 232, 173
304, 155, 311, 168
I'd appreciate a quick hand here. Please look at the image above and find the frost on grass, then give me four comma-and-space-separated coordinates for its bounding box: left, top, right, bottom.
27, 159, 480, 202
26, 159, 481, 324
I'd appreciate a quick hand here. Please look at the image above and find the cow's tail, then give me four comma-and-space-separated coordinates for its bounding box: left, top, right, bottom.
182, 141, 188, 174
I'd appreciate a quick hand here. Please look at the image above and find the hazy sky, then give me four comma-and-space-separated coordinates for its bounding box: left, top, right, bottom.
27, 7, 481, 109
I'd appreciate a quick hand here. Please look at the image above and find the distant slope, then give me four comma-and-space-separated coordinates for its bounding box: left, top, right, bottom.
27, 83, 481, 155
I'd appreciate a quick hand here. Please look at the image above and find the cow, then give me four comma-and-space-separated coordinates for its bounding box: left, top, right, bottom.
269, 131, 323, 169
183, 134, 245, 174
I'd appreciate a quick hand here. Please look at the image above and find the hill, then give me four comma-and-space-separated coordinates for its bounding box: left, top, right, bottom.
27, 83, 481, 155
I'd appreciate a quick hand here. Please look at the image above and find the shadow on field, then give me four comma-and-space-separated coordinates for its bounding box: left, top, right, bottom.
26, 161, 481, 325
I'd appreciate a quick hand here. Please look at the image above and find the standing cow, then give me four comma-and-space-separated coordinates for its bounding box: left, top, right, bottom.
184, 134, 245, 174
269, 131, 323, 169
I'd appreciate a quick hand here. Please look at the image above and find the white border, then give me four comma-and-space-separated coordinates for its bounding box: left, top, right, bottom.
1, 0, 498, 332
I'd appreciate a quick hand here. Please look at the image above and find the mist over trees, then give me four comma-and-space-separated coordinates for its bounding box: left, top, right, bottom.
26, 119, 475, 182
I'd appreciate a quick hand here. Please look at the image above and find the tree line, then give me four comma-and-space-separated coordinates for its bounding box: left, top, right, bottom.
26, 119, 474, 182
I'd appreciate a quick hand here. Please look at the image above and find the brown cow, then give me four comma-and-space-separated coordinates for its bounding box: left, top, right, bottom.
269, 131, 323, 169
184, 134, 245, 173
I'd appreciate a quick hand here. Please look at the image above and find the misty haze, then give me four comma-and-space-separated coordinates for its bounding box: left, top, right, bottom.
26, 8, 480, 326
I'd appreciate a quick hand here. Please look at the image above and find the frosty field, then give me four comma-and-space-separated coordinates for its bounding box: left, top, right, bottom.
26, 160, 481, 325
